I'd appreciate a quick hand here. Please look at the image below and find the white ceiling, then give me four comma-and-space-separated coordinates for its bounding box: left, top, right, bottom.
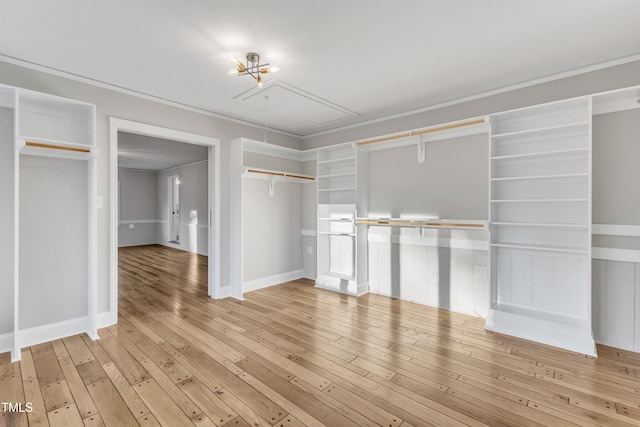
2, 1, 640, 137
118, 132, 208, 171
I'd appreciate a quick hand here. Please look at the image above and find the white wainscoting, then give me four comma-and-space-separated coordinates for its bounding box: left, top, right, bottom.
591, 224, 640, 352
367, 230, 490, 318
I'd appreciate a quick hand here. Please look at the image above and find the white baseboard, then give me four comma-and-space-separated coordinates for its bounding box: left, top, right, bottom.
243, 269, 304, 293
0, 331, 12, 355
485, 309, 597, 356
15, 316, 92, 358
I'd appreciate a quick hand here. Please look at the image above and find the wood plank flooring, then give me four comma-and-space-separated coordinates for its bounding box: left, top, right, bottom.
2, 244, 640, 426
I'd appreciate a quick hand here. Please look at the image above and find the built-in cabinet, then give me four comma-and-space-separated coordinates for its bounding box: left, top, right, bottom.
0, 84, 97, 362
315, 142, 369, 295
486, 98, 595, 355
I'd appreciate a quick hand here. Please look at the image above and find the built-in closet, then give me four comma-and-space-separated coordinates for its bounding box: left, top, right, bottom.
230, 138, 316, 299
0, 84, 97, 362
305, 84, 640, 356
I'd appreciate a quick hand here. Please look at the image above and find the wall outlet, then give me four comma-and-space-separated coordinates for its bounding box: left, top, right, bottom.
129, 223, 135, 229
474, 266, 487, 279
306, 246, 313, 255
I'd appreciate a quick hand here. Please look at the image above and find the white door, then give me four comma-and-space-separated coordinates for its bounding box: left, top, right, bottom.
169, 175, 180, 242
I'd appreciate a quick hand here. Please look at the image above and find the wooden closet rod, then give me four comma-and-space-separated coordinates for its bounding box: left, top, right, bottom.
357, 118, 485, 146
247, 169, 315, 181
25, 141, 91, 153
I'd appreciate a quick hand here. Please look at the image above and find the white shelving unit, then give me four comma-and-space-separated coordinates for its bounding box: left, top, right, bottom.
315, 142, 368, 295
486, 97, 595, 355
3, 85, 97, 362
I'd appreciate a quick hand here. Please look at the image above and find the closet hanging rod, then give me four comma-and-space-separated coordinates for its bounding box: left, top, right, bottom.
246, 169, 315, 181
25, 141, 92, 153
356, 118, 486, 146
356, 219, 486, 229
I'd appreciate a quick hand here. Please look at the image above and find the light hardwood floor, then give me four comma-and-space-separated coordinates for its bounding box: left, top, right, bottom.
2, 244, 640, 426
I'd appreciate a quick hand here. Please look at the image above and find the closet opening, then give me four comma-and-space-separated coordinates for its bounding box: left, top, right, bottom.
109, 119, 221, 327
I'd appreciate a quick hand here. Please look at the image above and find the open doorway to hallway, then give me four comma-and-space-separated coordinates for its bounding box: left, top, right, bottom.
109, 118, 221, 327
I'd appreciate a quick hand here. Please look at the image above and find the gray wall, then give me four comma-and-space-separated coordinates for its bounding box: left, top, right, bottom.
19, 156, 88, 329
593, 109, 640, 225
0, 107, 14, 334
368, 134, 488, 220
118, 169, 158, 246
242, 179, 303, 282
0, 59, 301, 315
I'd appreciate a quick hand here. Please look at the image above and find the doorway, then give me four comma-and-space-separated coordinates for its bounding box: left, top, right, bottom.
109, 118, 221, 327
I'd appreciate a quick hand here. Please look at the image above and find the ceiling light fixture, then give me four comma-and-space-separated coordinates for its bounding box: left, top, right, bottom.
228, 52, 278, 88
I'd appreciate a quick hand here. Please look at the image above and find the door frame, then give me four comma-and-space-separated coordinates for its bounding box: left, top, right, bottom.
109, 118, 221, 327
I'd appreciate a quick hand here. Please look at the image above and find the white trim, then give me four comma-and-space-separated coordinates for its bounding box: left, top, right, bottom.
592, 224, 640, 237
301, 229, 317, 237
97, 311, 114, 329
0, 54, 301, 138
243, 270, 305, 293
485, 309, 596, 356
367, 233, 489, 251
119, 219, 165, 225
180, 222, 208, 229
15, 316, 92, 353
110, 118, 222, 329
592, 247, 640, 263
0, 332, 12, 355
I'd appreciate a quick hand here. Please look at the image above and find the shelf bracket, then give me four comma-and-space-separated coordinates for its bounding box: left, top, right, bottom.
417, 226, 425, 241
268, 175, 279, 197
417, 135, 427, 163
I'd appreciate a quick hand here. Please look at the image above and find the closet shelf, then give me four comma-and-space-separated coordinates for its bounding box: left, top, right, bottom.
491, 243, 588, 254
18, 139, 96, 160
318, 187, 356, 193
317, 217, 354, 222
317, 156, 356, 165
491, 173, 588, 182
243, 167, 315, 183
317, 172, 356, 179
492, 222, 589, 228
491, 121, 590, 140
317, 231, 356, 237
490, 147, 588, 161
491, 198, 588, 203
356, 218, 487, 230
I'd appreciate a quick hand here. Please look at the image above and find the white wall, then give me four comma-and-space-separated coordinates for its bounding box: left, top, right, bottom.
118, 169, 158, 246
302, 160, 317, 279
157, 161, 209, 255
0, 107, 14, 335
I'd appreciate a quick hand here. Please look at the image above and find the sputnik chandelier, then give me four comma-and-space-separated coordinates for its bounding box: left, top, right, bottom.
228, 52, 278, 88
